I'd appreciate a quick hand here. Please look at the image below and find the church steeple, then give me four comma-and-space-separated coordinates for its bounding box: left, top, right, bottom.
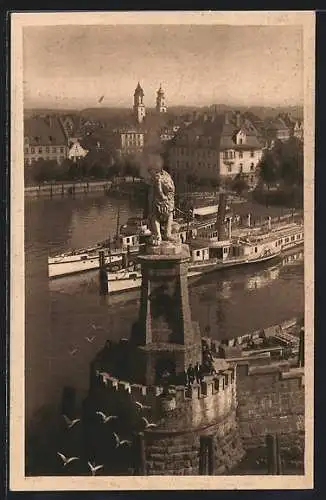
156, 83, 167, 113
133, 82, 146, 124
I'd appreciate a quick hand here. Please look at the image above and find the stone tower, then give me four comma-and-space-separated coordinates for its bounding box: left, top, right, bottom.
134, 82, 146, 124
156, 84, 167, 113
132, 245, 202, 385
87, 240, 244, 475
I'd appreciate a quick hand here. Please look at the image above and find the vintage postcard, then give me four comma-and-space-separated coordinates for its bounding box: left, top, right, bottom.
10, 11, 314, 490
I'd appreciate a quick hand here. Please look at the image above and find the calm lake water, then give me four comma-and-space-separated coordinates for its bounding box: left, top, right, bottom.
25, 194, 304, 424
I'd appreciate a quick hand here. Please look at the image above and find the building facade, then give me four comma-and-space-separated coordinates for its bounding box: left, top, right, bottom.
24, 116, 68, 166
168, 111, 263, 189
112, 127, 146, 157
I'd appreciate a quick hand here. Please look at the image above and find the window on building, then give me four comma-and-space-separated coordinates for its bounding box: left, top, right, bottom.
52, 147, 56, 153
38, 147, 42, 153
239, 138, 243, 145
250, 151, 255, 157
239, 164, 243, 173
46, 147, 50, 153
31, 147, 35, 153
254, 246, 258, 253
60, 147, 64, 153
250, 163, 255, 171
239, 151, 243, 159
227, 165, 232, 173
25, 148, 29, 154
196, 250, 201, 257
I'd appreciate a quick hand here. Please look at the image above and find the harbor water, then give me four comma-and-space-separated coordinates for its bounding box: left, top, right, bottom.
25, 194, 304, 426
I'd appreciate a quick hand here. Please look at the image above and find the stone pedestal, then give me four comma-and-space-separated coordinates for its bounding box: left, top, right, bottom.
132, 243, 202, 385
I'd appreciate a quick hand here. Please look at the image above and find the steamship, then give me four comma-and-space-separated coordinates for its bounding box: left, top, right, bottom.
103, 195, 303, 295
47, 205, 225, 279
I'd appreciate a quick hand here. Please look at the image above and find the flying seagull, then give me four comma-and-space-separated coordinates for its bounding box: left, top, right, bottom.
135, 401, 151, 411
69, 347, 78, 356
91, 323, 103, 331
96, 411, 118, 424
142, 417, 157, 429
113, 432, 132, 448
63, 415, 81, 430
85, 335, 96, 343
98, 95, 104, 104
57, 452, 79, 466
96, 371, 110, 386
88, 461, 104, 476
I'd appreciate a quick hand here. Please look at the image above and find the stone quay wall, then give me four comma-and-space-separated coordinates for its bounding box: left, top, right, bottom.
236, 362, 305, 465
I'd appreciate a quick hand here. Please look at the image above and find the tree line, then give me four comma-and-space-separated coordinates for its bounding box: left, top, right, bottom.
255, 137, 303, 207
24, 154, 141, 186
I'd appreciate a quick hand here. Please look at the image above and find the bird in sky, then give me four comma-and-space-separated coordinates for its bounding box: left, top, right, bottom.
98, 95, 104, 104
135, 401, 151, 411
91, 323, 103, 331
57, 452, 79, 467
88, 461, 104, 476
85, 335, 96, 343
142, 417, 158, 429
62, 415, 81, 430
96, 371, 110, 386
96, 411, 118, 424
68, 347, 78, 356
113, 432, 132, 448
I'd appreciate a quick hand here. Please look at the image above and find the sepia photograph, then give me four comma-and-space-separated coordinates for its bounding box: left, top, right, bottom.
10, 11, 314, 490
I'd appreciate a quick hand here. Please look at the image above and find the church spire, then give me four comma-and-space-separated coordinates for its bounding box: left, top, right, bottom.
156, 83, 167, 113
133, 82, 145, 124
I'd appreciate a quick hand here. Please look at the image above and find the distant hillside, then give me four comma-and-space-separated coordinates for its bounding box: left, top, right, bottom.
25, 103, 304, 122
209, 104, 304, 120
24, 108, 81, 118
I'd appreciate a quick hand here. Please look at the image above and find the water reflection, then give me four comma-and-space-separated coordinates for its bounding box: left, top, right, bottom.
25, 195, 304, 423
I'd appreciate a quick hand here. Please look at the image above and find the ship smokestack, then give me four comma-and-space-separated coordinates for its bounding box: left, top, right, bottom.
216, 192, 228, 241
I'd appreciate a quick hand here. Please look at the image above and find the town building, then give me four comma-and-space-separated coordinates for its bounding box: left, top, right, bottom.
68, 139, 89, 162
24, 115, 69, 166
112, 126, 146, 157
167, 111, 263, 189
293, 120, 304, 141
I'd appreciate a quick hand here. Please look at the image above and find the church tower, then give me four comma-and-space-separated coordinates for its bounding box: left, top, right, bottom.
156, 84, 167, 113
133, 82, 146, 124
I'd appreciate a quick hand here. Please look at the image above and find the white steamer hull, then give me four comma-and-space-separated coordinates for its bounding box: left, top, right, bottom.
49, 254, 122, 278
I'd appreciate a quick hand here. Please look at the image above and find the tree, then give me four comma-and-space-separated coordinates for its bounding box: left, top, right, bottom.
32, 159, 61, 183
231, 174, 249, 195
258, 152, 280, 189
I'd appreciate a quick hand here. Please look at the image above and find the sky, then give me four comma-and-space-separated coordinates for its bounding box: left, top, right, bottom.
23, 24, 303, 109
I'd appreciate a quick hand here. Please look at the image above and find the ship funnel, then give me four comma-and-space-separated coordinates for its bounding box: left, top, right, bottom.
216, 192, 228, 241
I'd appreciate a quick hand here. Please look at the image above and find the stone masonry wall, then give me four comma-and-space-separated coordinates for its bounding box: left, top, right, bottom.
145, 408, 244, 475
236, 363, 305, 464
